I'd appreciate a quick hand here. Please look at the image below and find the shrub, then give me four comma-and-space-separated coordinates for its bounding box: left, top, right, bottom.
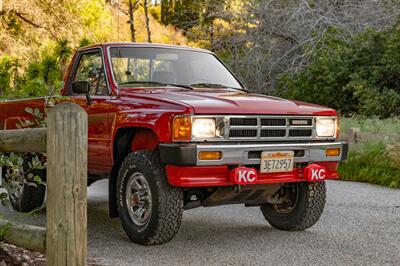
0, 56, 13, 96
277, 28, 400, 118
0, 39, 72, 99
338, 141, 400, 188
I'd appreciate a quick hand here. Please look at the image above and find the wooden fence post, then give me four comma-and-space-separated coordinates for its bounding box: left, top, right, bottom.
46, 102, 88, 266
347, 127, 361, 145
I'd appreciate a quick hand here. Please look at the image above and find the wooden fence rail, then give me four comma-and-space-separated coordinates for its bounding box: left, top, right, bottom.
0, 102, 88, 266
345, 127, 400, 145
0, 128, 47, 153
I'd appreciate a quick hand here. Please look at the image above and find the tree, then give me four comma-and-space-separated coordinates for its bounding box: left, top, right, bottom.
143, 0, 152, 43
209, 0, 400, 93
128, 0, 140, 42
54, 39, 72, 77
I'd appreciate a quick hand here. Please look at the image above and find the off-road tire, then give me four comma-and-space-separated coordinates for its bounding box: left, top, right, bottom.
117, 151, 184, 245
8, 169, 46, 213
260, 182, 326, 231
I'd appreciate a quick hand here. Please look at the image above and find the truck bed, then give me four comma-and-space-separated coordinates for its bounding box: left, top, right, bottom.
0, 97, 46, 130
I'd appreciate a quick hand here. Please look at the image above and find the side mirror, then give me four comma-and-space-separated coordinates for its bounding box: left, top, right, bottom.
72, 81, 90, 94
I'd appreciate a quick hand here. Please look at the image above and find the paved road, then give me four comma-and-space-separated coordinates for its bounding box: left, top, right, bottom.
2, 180, 400, 266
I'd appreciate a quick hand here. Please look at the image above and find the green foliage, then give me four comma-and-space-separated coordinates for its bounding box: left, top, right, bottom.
338, 141, 400, 188
149, 5, 161, 22
158, 0, 226, 46
277, 28, 400, 118
71, 0, 115, 41
0, 221, 11, 240
0, 39, 75, 99
0, 56, 13, 96
78, 37, 93, 48
54, 39, 73, 65
338, 117, 400, 189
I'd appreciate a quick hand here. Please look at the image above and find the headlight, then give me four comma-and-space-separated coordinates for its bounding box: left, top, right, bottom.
192, 118, 216, 139
316, 118, 336, 137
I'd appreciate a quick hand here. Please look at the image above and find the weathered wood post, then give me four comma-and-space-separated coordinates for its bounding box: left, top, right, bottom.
46, 102, 88, 266
0, 128, 46, 153
347, 127, 361, 145
0, 219, 46, 253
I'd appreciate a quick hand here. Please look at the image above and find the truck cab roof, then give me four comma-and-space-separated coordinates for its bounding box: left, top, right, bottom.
78, 42, 213, 54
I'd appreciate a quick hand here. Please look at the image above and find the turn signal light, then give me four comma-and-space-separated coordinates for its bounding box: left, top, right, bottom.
326, 148, 340, 157
172, 116, 191, 141
198, 151, 222, 160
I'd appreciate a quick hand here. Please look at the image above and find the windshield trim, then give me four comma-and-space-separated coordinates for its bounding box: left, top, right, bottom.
106, 46, 247, 92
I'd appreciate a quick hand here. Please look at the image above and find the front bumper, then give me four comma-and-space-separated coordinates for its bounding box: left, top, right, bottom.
160, 141, 348, 166
160, 141, 348, 187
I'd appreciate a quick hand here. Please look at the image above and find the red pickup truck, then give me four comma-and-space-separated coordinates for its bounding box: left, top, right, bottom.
0, 43, 347, 245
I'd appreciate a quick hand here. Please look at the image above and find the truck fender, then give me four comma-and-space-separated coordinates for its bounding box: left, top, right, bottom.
109, 128, 160, 218
130, 129, 159, 151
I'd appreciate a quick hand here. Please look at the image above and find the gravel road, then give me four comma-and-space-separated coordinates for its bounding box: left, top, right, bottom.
1, 180, 399, 266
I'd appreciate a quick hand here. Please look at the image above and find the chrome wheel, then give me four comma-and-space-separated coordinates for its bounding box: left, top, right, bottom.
125, 172, 152, 226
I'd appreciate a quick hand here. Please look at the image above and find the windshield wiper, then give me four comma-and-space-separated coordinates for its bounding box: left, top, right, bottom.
118, 81, 194, 90
190, 83, 248, 92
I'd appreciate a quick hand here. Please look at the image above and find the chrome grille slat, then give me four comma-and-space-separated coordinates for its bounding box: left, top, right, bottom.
229, 129, 258, 138
260, 129, 286, 138
230, 117, 257, 126
289, 129, 313, 137
261, 118, 286, 126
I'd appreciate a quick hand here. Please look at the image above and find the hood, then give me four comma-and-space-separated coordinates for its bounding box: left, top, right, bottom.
119, 88, 337, 116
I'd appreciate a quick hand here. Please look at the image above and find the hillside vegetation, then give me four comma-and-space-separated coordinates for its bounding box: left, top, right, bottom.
339, 117, 400, 188
1, 0, 400, 118
0, 0, 186, 98
1, 1, 399, 188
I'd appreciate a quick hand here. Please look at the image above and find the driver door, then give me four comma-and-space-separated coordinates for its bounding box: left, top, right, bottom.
68, 49, 116, 174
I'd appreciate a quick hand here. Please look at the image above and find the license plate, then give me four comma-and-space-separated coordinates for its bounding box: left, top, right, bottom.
260, 151, 294, 173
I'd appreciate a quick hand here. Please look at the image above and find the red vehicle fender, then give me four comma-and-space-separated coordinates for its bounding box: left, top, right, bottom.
130, 128, 159, 151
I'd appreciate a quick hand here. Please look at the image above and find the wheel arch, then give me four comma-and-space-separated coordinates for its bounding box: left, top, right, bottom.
109, 126, 160, 218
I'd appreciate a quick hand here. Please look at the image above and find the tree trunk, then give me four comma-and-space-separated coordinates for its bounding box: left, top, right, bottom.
128, 0, 138, 42
161, 0, 168, 24
143, 0, 152, 43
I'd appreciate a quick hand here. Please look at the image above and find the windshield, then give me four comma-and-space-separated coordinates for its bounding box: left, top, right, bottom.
109, 47, 243, 89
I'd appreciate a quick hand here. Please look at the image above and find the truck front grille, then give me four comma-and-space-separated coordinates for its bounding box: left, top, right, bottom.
227, 116, 317, 141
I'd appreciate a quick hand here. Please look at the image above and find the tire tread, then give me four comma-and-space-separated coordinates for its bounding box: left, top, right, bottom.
118, 151, 183, 245
261, 182, 326, 231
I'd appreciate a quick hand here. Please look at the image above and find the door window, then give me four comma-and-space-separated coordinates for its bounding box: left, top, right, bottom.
73, 51, 108, 95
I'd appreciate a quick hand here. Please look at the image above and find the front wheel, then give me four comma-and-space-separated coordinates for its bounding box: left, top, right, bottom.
117, 151, 184, 245
260, 182, 326, 231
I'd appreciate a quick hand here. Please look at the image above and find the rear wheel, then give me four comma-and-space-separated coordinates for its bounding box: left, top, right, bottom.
2, 167, 46, 213
117, 151, 184, 245
260, 182, 326, 231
